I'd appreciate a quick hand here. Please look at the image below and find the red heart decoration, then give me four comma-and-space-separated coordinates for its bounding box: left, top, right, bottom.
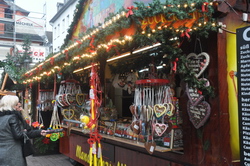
187, 101, 211, 129
144, 141, 156, 155
186, 52, 210, 78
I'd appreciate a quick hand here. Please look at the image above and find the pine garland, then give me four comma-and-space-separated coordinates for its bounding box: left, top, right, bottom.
21, 0, 218, 97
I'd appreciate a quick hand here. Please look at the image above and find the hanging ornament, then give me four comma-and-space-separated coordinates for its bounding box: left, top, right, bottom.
187, 101, 211, 129
186, 52, 210, 78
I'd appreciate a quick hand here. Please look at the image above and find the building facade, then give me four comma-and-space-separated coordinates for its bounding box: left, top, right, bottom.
49, 0, 77, 53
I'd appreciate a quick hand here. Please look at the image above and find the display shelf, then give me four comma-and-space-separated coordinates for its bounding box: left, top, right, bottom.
62, 125, 183, 153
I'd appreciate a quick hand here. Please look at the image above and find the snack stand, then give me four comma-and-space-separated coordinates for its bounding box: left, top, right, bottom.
20, 0, 250, 165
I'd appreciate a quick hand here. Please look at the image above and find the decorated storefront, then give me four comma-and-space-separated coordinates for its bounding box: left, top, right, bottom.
19, 0, 250, 165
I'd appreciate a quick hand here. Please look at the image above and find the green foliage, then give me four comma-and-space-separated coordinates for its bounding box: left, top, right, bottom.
33, 137, 58, 154
5, 36, 32, 83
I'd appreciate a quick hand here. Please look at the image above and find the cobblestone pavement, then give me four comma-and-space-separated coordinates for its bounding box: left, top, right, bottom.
26, 154, 73, 166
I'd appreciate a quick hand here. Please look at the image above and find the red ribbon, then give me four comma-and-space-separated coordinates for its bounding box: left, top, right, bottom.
106, 45, 120, 55
126, 6, 134, 17
65, 50, 69, 60
180, 29, 191, 39
89, 35, 95, 49
76, 40, 82, 48
50, 57, 54, 65
202, 2, 209, 12
172, 58, 179, 73
106, 45, 117, 52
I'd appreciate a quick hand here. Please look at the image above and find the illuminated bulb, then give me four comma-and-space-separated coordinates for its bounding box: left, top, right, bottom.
142, 31, 145, 34
176, 29, 179, 32
212, 23, 216, 26
204, 22, 207, 25
191, 3, 195, 7
152, 29, 156, 33
147, 33, 151, 37
177, 5, 180, 7
164, 25, 168, 28
184, 4, 188, 8
198, 23, 202, 26
121, 11, 126, 16
164, 6, 166, 9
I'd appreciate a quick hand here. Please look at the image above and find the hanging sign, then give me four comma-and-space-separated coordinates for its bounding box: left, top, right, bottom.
237, 26, 250, 166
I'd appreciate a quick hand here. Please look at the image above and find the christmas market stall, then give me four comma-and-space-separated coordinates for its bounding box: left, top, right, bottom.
20, 0, 250, 165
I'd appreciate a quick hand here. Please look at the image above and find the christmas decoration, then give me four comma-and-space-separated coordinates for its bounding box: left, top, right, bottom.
22, 0, 218, 97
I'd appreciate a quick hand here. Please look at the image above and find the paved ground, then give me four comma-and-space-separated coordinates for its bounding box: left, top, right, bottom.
26, 154, 74, 166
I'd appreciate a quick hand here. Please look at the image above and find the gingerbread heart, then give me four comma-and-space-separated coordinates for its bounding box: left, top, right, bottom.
164, 103, 175, 117
187, 52, 210, 78
62, 109, 75, 119
154, 104, 166, 118
154, 123, 167, 136
187, 101, 211, 129
186, 78, 210, 106
129, 105, 136, 116
56, 95, 65, 107
144, 141, 156, 155
76, 93, 85, 105
131, 120, 141, 134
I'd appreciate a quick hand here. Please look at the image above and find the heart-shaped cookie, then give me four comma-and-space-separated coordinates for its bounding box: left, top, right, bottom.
186, 78, 210, 106
154, 104, 166, 118
62, 109, 75, 119
187, 52, 210, 78
154, 123, 167, 136
76, 93, 85, 105
144, 141, 156, 155
129, 105, 136, 116
56, 95, 65, 107
164, 103, 175, 117
187, 101, 211, 129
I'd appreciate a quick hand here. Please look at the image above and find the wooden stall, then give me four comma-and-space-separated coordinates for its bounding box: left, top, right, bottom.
21, 0, 250, 165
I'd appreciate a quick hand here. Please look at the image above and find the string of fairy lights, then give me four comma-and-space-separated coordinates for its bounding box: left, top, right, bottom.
23, 1, 217, 84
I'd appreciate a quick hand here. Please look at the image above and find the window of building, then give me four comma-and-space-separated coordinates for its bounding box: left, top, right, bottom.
54, 27, 57, 40
58, 24, 60, 37
62, 19, 65, 34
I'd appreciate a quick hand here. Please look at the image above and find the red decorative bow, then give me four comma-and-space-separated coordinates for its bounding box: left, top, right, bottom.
89, 35, 95, 49
76, 40, 82, 48
126, 6, 134, 17
64, 50, 69, 60
198, 90, 203, 95
172, 58, 179, 73
106, 45, 117, 52
180, 29, 191, 39
202, 2, 209, 12
106, 45, 120, 55
50, 57, 54, 65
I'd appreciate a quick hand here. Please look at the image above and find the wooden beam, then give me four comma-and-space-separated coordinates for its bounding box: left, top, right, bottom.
1, 73, 8, 91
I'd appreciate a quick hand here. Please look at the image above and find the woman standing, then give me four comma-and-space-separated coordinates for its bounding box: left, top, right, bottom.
0, 95, 46, 166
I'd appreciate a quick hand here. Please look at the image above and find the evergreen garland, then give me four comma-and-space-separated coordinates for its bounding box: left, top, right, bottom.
22, 0, 218, 97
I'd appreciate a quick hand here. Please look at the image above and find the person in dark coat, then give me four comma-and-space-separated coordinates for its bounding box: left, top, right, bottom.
0, 95, 46, 166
